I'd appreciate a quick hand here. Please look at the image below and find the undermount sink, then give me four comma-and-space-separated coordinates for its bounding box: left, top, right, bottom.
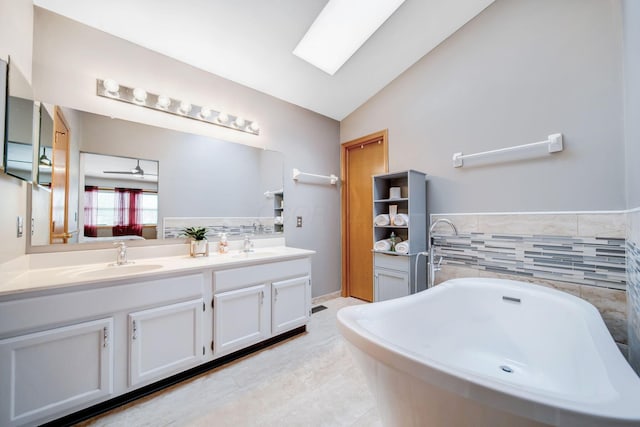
230, 251, 279, 259
71, 263, 164, 279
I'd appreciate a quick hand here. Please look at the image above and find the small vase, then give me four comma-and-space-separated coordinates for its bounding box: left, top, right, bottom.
190, 240, 209, 257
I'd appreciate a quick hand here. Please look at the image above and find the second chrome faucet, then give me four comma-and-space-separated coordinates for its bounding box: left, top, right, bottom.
113, 241, 132, 266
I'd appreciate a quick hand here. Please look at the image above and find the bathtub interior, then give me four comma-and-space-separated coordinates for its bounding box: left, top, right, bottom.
352, 279, 620, 402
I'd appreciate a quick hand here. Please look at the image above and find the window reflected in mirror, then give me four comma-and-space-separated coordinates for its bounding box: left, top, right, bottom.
80, 153, 159, 243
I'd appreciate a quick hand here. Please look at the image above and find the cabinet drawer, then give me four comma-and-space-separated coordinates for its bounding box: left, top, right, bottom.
374, 253, 410, 272
214, 258, 311, 293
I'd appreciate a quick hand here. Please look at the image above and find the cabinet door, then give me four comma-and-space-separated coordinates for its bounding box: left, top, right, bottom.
272, 276, 310, 335
375, 268, 410, 302
214, 284, 269, 356
0, 318, 113, 427
129, 299, 204, 387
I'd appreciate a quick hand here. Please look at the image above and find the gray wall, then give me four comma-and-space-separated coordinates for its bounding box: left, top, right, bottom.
28, 8, 341, 297
341, 0, 625, 214
0, 0, 32, 265
623, 0, 640, 209
623, 0, 640, 375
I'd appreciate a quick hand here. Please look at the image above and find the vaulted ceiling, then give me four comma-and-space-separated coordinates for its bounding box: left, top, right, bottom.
33, 0, 494, 120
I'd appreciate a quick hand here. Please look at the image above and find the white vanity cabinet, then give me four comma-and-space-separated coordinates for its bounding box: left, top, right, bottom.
0, 249, 313, 425
213, 284, 270, 355
213, 258, 312, 356
0, 318, 114, 427
129, 298, 205, 387
272, 276, 311, 335
0, 271, 205, 426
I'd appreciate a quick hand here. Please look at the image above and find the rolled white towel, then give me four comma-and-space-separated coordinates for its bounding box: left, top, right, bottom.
374, 236, 403, 252
374, 214, 390, 226
374, 239, 392, 251
393, 213, 409, 226
395, 241, 410, 254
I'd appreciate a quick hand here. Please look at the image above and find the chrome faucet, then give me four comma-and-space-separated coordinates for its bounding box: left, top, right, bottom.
243, 235, 254, 253
114, 241, 129, 266
428, 218, 458, 288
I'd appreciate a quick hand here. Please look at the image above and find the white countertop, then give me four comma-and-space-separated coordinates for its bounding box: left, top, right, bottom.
0, 245, 315, 299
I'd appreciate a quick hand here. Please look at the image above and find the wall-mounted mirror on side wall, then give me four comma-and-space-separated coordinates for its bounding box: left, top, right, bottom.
37, 103, 53, 186
3, 58, 36, 182
0, 58, 7, 166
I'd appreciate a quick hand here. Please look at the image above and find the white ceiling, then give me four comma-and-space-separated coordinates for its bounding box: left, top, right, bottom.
33, 0, 494, 121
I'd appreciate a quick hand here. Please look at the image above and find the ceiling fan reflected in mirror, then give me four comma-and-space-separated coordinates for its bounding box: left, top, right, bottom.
103, 159, 156, 177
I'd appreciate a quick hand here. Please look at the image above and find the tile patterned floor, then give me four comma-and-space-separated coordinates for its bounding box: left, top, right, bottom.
78, 297, 381, 427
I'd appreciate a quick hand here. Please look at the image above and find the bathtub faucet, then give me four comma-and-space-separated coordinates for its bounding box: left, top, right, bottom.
428, 219, 458, 289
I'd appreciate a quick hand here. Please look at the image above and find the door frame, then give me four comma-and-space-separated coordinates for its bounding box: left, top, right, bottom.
49, 106, 71, 244
340, 130, 389, 297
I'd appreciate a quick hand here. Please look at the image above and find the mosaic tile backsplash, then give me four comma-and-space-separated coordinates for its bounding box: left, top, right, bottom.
433, 233, 626, 290
163, 217, 277, 239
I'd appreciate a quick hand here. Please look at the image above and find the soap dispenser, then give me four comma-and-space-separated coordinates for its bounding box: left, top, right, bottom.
218, 233, 229, 254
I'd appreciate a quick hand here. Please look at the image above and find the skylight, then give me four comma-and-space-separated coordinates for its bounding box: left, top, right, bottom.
293, 0, 406, 75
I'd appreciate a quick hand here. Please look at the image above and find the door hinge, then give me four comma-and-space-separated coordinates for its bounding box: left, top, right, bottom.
202, 301, 205, 312
203, 346, 205, 356
211, 341, 214, 352
103, 327, 109, 348
211, 299, 215, 309
132, 320, 137, 340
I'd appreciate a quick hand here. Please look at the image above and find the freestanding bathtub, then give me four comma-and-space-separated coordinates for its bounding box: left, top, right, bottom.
337, 278, 640, 427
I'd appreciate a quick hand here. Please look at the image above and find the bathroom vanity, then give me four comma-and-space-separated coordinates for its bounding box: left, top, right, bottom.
0, 242, 313, 426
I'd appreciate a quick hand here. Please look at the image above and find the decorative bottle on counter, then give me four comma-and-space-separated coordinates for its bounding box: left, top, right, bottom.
389, 232, 397, 252
218, 233, 229, 254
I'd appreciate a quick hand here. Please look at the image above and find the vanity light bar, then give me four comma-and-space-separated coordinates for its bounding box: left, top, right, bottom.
96, 79, 260, 135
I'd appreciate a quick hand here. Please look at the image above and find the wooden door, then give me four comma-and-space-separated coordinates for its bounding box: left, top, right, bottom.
341, 130, 388, 301
50, 107, 70, 244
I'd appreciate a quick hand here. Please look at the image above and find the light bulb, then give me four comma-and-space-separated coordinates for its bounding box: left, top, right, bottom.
249, 121, 260, 132
199, 107, 212, 119
132, 87, 147, 104
156, 95, 171, 109
217, 112, 229, 123
234, 117, 245, 128
103, 79, 119, 96
179, 101, 192, 114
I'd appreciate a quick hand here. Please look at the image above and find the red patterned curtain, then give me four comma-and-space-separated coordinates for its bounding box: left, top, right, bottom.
83, 186, 99, 237
113, 188, 143, 236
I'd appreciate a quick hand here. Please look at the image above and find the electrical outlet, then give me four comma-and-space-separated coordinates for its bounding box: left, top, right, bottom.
16, 216, 23, 237
296, 216, 302, 227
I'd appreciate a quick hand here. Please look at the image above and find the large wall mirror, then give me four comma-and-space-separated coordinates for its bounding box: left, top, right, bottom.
28, 105, 283, 250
